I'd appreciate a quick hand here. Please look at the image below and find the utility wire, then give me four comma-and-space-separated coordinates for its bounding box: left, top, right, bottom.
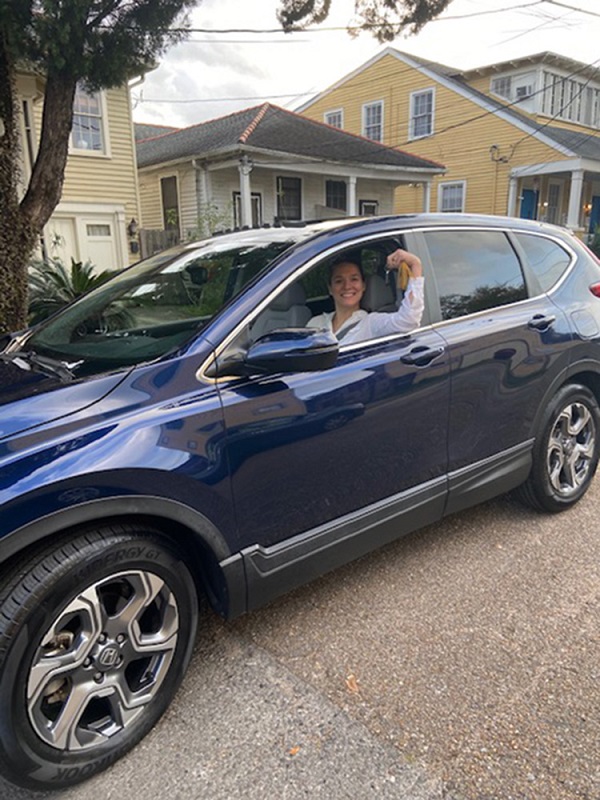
541, 0, 600, 18
134, 54, 600, 167
164, 2, 547, 33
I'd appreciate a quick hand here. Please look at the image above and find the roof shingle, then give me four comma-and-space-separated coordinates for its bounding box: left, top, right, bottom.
136, 103, 443, 170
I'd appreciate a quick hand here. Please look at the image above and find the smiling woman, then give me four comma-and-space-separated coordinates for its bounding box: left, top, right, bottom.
306, 247, 424, 343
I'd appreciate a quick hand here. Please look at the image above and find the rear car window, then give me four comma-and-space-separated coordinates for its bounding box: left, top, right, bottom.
514, 233, 571, 292
424, 230, 527, 320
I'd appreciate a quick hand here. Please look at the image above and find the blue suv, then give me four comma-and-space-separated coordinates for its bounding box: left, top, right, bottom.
1, 214, 600, 790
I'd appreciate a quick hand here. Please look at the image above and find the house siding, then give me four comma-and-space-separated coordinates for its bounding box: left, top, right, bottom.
26, 84, 141, 270
138, 162, 399, 239
60, 89, 139, 225
300, 53, 573, 220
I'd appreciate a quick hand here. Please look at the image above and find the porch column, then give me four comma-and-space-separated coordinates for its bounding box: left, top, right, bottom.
238, 155, 253, 227
422, 181, 431, 213
193, 161, 210, 206
507, 176, 518, 217
348, 175, 357, 216
567, 169, 584, 230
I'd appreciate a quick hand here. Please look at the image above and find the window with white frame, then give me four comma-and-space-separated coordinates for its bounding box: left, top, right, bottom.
410, 89, 434, 139
545, 183, 561, 225
233, 192, 263, 227
325, 109, 343, 129
161, 176, 180, 231
20, 99, 36, 174
71, 86, 105, 152
491, 76, 512, 99
362, 101, 383, 142
325, 180, 347, 211
541, 70, 600, 128
439, 181, 465, 213
277, 176, 302, 221
359, 200, 378, 216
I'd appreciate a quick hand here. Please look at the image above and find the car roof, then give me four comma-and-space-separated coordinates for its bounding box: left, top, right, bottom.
183, 214, 573, 253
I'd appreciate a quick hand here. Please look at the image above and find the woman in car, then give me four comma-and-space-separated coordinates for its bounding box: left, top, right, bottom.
307, 248, 424, 344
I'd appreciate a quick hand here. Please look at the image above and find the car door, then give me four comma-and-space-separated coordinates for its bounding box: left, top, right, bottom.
411, 226, 574, 515
214, 238, 451, 608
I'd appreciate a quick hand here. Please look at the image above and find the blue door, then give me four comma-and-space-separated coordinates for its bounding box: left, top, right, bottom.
589, 196, 600, 235
520, 189, 539, 220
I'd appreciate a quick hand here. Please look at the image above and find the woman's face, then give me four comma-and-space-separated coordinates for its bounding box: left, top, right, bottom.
329, 262, 366, 312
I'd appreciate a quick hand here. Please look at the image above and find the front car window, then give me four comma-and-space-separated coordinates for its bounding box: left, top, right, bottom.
424, 230, 527, 320
24, 235, 298, 375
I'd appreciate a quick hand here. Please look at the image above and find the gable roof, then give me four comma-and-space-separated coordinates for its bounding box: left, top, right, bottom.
135, 122, 179, 142
135, 102, 444, 172
297, 48, 600, 162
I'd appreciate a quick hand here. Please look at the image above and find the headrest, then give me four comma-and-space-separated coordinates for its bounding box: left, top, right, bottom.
362, 274, 395, 312
270, 282, 307, 311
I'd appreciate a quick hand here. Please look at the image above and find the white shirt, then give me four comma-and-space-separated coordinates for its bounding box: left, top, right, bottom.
307, 277, 425, 345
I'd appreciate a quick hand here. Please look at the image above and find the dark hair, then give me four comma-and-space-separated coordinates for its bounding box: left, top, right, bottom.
328, 258, 365, 284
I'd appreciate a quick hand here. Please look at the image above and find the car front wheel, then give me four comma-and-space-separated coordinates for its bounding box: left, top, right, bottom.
0, 524, 198, 791
518, 383, 600, 512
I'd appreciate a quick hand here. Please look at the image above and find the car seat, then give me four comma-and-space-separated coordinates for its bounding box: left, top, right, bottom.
250, 282, 311, 339
362, 274, 396, 312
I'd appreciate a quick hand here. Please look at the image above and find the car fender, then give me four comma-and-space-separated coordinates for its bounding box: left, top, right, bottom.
530, 357, 600, 436
0, 493, 246, 619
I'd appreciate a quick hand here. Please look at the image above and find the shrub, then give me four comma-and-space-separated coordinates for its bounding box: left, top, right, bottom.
28, 257, 115, 324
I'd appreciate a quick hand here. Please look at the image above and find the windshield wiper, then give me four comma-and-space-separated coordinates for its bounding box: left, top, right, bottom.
1, 350, 81, 382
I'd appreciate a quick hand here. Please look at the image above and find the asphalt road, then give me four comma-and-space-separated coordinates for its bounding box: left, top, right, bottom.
1, 486, 598, 800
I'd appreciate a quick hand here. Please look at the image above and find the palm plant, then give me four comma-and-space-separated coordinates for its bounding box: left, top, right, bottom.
28, 257, 115, 324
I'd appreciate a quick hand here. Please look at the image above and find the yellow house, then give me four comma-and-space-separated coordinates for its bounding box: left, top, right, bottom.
16, 71, 141, 271
298, 49, 600, 239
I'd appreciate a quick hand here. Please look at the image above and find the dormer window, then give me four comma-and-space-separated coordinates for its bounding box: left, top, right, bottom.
515, 84, 534, 101
541, 70, 600, 127
491, 76, 512, 99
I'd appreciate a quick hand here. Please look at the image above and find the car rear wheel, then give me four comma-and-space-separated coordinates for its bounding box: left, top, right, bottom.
518, 383, 600, 512
0, 524, 198, 791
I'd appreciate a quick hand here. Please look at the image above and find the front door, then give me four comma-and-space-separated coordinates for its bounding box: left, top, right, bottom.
217, 328, 450, 556
589, 196, 600, 235
520, 189, 539, 220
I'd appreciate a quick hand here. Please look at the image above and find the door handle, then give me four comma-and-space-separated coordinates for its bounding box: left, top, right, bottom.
400, 346, 445, 366
527, 314, 556, 331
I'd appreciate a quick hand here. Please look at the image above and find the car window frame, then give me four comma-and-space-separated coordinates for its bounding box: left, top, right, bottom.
507, 229, 577, 295
410, 225, 577, 327
415, 227, 531, 323
199, 229, 434, 383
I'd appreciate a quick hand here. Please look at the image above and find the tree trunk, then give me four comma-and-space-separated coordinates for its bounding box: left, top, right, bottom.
0, 35, 77, 333
0, 35, 36, 333
20, 71, 77, 231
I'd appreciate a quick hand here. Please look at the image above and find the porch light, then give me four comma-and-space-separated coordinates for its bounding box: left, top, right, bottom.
127, 218, 138, 237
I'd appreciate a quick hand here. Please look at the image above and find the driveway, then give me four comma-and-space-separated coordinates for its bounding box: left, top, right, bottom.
2, 488, 598, 800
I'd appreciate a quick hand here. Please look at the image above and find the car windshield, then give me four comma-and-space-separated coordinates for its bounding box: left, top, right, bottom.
22, 233, 297, 375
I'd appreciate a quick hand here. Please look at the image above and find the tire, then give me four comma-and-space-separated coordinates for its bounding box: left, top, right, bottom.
518, 383, 600, 512
0, 524, 198, 791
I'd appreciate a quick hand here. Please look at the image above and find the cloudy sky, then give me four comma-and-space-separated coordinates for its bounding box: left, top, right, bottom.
131, 0, 600, 128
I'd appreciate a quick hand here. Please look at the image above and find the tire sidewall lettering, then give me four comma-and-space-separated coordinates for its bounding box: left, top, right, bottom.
0, 528, 198, 791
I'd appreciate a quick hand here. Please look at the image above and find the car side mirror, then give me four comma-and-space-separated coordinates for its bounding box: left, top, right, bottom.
217, 328, 339, 377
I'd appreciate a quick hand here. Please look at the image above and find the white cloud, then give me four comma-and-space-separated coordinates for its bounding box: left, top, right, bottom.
132, 0, 600, 128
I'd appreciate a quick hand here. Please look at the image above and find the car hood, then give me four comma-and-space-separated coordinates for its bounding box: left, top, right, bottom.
0, 358, 127, 441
